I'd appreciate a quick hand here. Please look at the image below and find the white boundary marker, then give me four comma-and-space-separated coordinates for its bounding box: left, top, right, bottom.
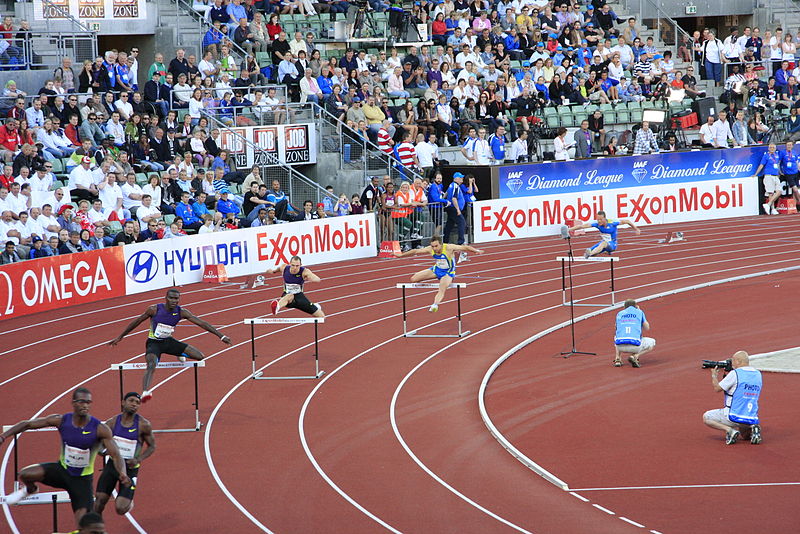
556, 256, 620, 308
397, 283, 470, 338
243, 318, 325, 380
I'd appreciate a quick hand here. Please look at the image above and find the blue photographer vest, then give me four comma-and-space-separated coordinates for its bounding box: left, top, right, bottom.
727, 367, 762, 425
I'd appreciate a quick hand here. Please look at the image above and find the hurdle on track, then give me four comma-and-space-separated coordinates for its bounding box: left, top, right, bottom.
396, 283, 470, 338
1, 425, 69, 532
243, 317, 325, 380
110, 361, 205, 432
556, 256, 619, 307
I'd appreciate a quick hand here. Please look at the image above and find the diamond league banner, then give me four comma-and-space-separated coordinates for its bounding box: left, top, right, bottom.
497, 146, 769, 199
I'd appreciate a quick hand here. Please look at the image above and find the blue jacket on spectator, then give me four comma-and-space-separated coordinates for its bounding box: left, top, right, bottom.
445, 181, 465, 211
427, 182, 448, 206
202, 27, 224, 50
175, 200, 200, 225
318, 75, 334, 95
211, 156, 230, 174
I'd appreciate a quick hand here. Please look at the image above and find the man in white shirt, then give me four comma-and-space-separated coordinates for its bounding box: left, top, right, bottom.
98, 174, 125, 218
105, 112, 125, 147
43, 188, 68, 213
736, 27, 751, 51
28, 165, 54, 192
415, 133, 439, 177
699, 115, 716, 147
26, 207, 45, 239
711, 110, 737, 148
0, 210, 23, 245
508, 130, 530, 163
135, 194, 162, 229
198, 51, 219, 80
114, 92, 134, 121
472, 127, 492, 165
87, 198, 111, 228
25, 100, 45, 131
612, 36, 635, 69
38, 204, 61, 239
92, 159, 113, 187
5, 182, 30, 215
68, 156, 99, 201
120, 173, 144, 211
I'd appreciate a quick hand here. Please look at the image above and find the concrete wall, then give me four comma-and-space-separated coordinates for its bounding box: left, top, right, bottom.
639, 0, 756, 19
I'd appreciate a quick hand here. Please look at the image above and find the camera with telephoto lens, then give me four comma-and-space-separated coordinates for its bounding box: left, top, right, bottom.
701, 359, 733, 372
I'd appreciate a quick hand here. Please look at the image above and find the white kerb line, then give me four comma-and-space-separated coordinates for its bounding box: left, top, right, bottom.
243, 318, 325, 325
110, 361, 207, 370
395, 283, 468, 288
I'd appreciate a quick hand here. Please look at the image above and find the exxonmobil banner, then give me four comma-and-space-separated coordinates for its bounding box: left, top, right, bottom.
123, 214, 375, 294
0, 247, 126, 321
474, 178, 757, 242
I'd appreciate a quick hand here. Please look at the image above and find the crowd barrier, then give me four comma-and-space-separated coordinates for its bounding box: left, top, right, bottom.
476, 146, 768, 242
0, 214, 376, 321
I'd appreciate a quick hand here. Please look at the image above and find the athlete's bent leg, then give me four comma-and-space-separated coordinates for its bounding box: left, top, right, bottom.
94, 491, 111, 514
311, 304, 325, 318
410, 268, 437, 282
433, 275, 453, 306
115, 495, 133, 515
183, 345, 204, 361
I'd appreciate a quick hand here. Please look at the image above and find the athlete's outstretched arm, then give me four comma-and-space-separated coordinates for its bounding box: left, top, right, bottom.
449, 244, 484, 254
302, 268, 321, 283
0, 414, 62, 445
567, 221, 593, 231
269, 263, 287, 274
394, 246, 431, 258
99, 423, 130, 486
110, 306, 156, 346
181, 308, 232, 344
620, 218, 641, 234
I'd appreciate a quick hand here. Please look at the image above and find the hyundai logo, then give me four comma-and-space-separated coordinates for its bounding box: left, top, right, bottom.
126, 251, 159, 283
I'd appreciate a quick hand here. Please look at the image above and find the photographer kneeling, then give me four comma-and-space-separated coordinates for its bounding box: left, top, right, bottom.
613, 299, 656, 368
703, 351, 763, 445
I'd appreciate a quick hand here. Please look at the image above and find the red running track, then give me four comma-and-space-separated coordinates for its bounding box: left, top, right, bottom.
1, 215, 799, 533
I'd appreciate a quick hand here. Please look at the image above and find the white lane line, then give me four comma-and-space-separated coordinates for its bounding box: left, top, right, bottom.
592, 504, 615, 515
571, 482, 800, 491
569, 492, 589, 502
620, 517, 645, 528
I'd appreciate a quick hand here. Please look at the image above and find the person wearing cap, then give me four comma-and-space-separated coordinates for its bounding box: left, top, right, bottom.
28, 235, 48, 259
215, 189, 239, 218
68, 156, 100, 201
94, 392, 155, 517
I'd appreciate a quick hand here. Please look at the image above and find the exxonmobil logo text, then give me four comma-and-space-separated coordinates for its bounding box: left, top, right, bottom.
481, 183, 747, 239
256, 217, 372, 263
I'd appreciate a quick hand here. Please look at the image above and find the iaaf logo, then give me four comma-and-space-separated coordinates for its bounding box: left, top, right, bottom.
631, 160, 649, 183
505, 171, 525, 195
256, 219, 372, 263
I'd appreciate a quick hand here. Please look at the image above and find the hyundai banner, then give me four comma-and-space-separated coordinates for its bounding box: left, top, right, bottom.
497, 146, 768, 199
123, 214, 376, 294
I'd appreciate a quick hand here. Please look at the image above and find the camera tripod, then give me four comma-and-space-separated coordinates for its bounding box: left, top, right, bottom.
352, 5, 377, 39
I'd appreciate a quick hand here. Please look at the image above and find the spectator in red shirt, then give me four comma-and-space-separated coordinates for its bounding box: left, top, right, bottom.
0, 118, 21, 163
64, 115, 81, 147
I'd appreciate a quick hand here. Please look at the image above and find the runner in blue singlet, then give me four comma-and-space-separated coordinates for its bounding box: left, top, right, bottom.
0, 388, 129, 528
567, 210, 640, 258
394, 235, 484, 312
109, 288, 232, 403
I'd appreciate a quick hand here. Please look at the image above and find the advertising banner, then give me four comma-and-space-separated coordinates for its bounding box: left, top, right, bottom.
123, 214, 376, 294
0, 247, 125, 321
218, 123, 317, 169
33, 0, 146, 20
496, 146, 768, 199
474, 178, 757, 242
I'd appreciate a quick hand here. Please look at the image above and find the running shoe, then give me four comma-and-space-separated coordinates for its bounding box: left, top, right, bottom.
179, 355, 186, 363
460, 252, 468, 262
762, 203, 770, 214
628, 355, 640, 368
613, 359, 622, 367
270, 299, 278, 315
429, 303, 439, 313
583, 248, 591, 259
141, 390, 153, 403
725, 428, 740, 445
771, 207, 779, 215
750, 424, 762, 444
4, 485, 35, 505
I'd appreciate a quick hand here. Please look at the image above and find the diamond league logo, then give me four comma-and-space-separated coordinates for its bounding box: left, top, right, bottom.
631, 161, 648, 183
126, 250, 159, 283
505, 171, 524, 194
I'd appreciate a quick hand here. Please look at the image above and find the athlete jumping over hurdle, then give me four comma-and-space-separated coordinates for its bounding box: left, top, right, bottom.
109, 288, 232, 403
94, 392, 155, 516
269, 256, 325, 317
568, 211, 640, 259
394, 235, 483, 312
0, 387, 130, 528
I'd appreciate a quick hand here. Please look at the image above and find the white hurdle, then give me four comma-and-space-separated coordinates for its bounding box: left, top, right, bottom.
396, 283, 470, 338
243, 317, 325, 380
556, 256, 620, 307
1, 426, 69, 532
110, 361, 206, 432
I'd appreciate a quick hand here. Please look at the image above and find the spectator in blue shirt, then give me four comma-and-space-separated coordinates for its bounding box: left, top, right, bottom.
266, 178, 298, 221
427, 172, 448, 234
443, 172, 466, 245
175, 190, 203, 230
192, 192, 212, 218
202, 21, 225, 58
488, 125, 506, 164
226, 0, 247, 31
215, 190, 239, 217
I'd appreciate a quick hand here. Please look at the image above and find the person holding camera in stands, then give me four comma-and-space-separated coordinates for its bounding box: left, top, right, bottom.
703, 350, 762, 445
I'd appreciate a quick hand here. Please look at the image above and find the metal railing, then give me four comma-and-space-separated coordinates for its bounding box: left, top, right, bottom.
171, 0, 250, 61
199, 108, 330, 210
629, 0, 692, 61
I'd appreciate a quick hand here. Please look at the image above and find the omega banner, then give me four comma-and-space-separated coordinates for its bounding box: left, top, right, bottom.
33, 0, 146, 20
476, 146, 768, 242
218, 124, 317, 168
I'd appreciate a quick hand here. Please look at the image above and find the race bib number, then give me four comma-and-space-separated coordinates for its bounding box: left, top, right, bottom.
385, 199, 394, 206
64, 445, 90, 468
284, 283, 302, 294
153, 323, 174, 339
601, 233, 612, 242
113, 436, 138, 460
435, 258, 450, 269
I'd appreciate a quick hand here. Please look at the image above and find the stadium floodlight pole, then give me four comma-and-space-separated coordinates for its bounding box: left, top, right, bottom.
559, 225, 596, 359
